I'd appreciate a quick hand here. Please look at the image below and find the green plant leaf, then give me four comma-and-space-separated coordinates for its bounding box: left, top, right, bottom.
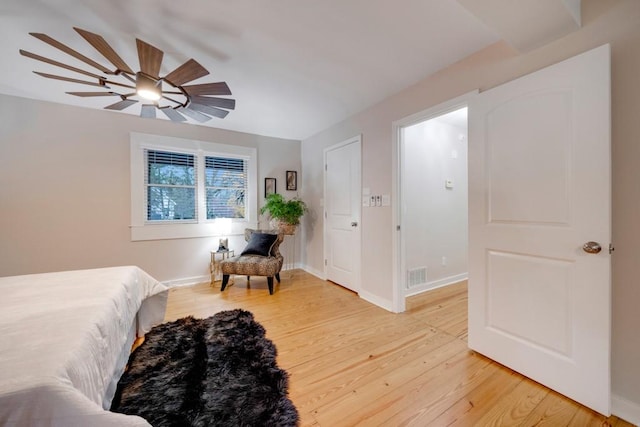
260, 193, 307, 225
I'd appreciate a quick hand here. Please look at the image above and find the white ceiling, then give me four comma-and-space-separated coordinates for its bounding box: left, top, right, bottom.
0, 1, 575, 140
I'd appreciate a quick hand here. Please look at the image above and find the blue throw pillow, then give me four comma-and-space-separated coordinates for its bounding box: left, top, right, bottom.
241, 233, 278, 257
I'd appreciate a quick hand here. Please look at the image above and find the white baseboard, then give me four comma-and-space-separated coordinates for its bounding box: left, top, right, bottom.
282, 262, 305, 271
299, 265, 394, 312
358, 290, 394, 312
405, 273, 468, 297
301, 264, 325, 280
612, 394, 640, 425
162, 274, 209, 288
162, 264, 312, 288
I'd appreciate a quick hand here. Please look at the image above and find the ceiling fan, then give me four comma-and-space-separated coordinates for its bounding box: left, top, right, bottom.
20, 27, 235, 122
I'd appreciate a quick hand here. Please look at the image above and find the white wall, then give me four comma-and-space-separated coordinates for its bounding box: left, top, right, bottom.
402, 117, 468, 294
0, 94, 301, 283
300, 0, 640, 418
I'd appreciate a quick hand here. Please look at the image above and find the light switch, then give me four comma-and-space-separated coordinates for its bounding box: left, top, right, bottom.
362, 196, 370, 207
375, 195, 382, 207
381, 194, 390, 206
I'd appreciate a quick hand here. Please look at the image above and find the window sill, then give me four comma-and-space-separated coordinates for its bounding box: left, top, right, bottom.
130, 221, 257, 241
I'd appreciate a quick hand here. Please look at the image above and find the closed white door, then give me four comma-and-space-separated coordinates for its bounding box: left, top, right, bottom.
468, 45, 611, 415
324, 136, 361, 292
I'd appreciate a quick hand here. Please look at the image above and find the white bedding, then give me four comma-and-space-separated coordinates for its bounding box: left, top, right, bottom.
0, 266, 169, 427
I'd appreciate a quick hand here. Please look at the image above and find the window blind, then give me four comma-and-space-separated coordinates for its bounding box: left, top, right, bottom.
145, 149, 197, 221
205, 156, 247, 219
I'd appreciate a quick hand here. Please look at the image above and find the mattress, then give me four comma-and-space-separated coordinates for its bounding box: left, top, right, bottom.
0, 266, 169, 426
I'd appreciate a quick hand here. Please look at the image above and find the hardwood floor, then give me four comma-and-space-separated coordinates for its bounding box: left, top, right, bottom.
164, 270, 634, 427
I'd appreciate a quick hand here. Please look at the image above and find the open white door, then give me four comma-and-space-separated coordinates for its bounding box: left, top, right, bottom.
324, 136, 361, 292
468, 45, 611, 415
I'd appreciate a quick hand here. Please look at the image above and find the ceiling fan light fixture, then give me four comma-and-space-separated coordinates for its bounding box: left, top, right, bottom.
24, 28, 235, 122
136, 72, 161, 101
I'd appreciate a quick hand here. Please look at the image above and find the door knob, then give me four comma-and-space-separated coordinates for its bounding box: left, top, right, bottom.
351, 222, 358, 227
583, 241, 602, 254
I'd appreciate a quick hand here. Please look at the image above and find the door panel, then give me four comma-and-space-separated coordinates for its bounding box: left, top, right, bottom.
487, 250, 573, 356
330, 229, 354, 272
468, 45, 611, 415
487, 90, 572, 225
325, 137, 361, 292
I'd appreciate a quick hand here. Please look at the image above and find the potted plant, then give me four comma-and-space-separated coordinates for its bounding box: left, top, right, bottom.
260, 193, 307, 235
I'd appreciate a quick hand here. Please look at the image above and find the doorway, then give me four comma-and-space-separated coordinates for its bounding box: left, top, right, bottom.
392, 92, 474, 313
401, 108, 469, 297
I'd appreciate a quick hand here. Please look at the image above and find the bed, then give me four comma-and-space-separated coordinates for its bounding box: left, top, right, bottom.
0, 266, 169, 427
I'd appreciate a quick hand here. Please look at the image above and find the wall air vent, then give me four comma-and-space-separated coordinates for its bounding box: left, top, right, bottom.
407, 267, 427, 288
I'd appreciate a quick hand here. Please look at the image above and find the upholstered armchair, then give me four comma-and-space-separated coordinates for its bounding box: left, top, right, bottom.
219, 229, 284, 295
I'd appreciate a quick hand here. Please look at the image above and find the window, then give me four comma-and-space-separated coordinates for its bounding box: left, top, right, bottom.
146, 150, 197, 221
205, 157, 247, 219
130, 133, 257, 241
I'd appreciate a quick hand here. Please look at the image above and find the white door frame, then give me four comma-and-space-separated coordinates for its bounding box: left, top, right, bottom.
323, 135, 362, 291
391, 91, 477, 313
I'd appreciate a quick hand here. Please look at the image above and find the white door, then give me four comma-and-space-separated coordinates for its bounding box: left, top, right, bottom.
324, 136, 361, 292
468, 45, 611, 415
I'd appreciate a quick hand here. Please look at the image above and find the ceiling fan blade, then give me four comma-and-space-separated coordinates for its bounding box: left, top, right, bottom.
34, 71, 105, 87
105, 99, 138, 110
177, 106, 211, 123
188, 102, 229, 119
160, 95, 183, 106
182, 82, 231, 96
191, 95, 235, 110
136, 39, 163, 79
74, 27, 134, 74
66, 91, 119, 97
20, 50, 106, 80
160, 107, 186, 122
164, 59, 209, 86
102, 80, 136, 90
29, 32, 113, 74
120, 73, 136, 84
140, 104, 157, 119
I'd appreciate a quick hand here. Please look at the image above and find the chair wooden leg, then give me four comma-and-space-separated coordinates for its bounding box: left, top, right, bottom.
275, 273, 281, 283
221, 275, 230, 292
267, 276, 274, 295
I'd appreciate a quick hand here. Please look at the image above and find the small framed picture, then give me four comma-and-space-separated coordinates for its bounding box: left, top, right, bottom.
286, 170, 297, 191
265, 177, 276, 197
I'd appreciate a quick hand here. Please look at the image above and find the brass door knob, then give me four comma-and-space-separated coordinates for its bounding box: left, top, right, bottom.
583, 241, 602, 254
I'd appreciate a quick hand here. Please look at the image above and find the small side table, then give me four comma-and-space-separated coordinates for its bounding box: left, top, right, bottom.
210, 250, 235, 285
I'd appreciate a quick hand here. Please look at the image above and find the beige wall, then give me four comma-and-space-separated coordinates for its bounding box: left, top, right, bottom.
301, 0, 640, 414
0, 94, 301, 283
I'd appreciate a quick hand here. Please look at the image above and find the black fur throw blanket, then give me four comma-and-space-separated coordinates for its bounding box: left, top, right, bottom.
111, 309, 299, 426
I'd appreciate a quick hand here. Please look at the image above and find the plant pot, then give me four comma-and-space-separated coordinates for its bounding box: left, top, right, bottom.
271, 219, 297, 235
